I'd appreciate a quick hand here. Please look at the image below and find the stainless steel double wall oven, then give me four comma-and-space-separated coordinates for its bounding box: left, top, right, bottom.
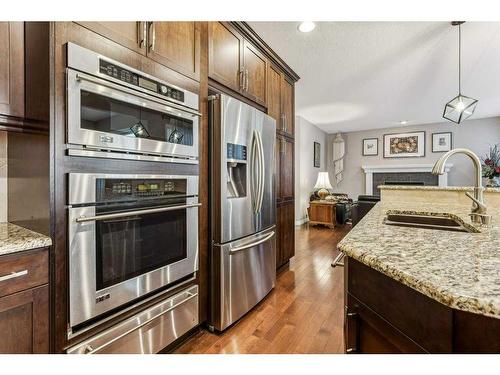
65, 43, 202, 352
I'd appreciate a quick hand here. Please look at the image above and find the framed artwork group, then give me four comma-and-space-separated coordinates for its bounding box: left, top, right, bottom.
362, 130, 453, 158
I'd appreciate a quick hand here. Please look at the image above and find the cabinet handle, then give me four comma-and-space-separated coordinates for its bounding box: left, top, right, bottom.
281, 138, 286, 155
239, 69, 245, 91
245, 68, 249, 91
148, 22, 156, 52
138, 22, 146, 48
346, 312, 359, 353
0, 269, 28, 283
280, 113, 285, 131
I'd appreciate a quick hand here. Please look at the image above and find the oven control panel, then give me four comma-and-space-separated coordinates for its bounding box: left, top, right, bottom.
99, 59, 185, 103
97, 178, 188, 202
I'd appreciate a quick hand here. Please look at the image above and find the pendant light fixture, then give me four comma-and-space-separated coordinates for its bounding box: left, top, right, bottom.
443, 21, 478, 124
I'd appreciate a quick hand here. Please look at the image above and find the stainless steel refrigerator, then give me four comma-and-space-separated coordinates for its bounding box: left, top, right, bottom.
208, 93, 276, 331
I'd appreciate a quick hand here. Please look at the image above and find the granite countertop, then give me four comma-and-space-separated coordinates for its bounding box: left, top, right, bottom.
379, 185, 500, 193
0, 223, 52, 256
338, 201, 500, 319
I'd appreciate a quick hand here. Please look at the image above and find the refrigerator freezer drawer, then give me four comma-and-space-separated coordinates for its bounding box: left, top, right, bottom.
210, 227, 276, 331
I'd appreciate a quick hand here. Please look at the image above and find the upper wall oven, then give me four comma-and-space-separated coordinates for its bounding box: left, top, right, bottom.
66, 43, 200, 163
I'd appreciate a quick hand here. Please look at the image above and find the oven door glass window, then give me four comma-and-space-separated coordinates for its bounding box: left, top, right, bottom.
80, 90, 193, 146
95, 207, 187, 291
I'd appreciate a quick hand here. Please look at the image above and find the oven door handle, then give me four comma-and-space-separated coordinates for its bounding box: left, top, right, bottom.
75, 203, 201, 223
74, 72, 202, 117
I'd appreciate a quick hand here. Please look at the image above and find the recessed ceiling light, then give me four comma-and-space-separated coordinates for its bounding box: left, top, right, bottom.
399, 120, 408, 125
298, 22, 316, 33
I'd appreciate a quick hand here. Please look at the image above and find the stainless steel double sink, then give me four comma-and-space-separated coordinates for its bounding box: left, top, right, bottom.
383, 212, 480, 233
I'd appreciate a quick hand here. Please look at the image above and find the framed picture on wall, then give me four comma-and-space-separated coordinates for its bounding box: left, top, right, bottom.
362, 138, 378, 156
383, 131, 425, 158
432, 132, 453, 152
313, 142, 321, 168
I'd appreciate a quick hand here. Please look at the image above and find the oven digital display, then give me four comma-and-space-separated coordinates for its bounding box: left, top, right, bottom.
138, 77, 157, 92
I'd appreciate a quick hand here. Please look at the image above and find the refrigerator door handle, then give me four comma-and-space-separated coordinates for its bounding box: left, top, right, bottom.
256, 130, 265, 213
250, 130, 257, 212
229, 231, 275, 254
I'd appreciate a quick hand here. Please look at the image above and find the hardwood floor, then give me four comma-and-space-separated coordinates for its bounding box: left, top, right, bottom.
175, 224, 351, 354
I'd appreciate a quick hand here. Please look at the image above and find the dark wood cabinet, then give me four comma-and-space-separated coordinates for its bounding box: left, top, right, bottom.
208, 22, 244, 93
76, 22, 147, 54
208, 22, 267, 106
281, 76, 294, 136
267, 64, 282, 122
76, 21, 201, 81
0, 285, 49, 353
0, 247, 49, 354
344, 257, 500, 353
276, 201, 295, 268
0, 22, 24, 118
242, 40, 266, 105
266, 64, 294, 137
147, 22, 201, 81
277, 136, 294, 202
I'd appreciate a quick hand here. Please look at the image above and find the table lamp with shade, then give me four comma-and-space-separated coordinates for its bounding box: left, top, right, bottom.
314, 172, 333, 200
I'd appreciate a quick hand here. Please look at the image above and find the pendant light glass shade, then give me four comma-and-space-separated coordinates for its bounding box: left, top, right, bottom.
443, 22, 478, 124
443, 94, 478, 123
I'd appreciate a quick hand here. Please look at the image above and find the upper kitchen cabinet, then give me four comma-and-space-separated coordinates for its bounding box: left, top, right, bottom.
266, 64, 295, 137
281, 76, 294, 136
242, 40, 267, 105
76, 22, 201, 81
267, 64, 282, 122
146, 22, 201, 81
76, 22, 147, 54
208, 22, 244, 93
209, 22, 267, 106
0, 22, 24, 118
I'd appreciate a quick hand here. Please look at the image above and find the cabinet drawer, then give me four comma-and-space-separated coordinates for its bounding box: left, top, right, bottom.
0, 248, 48, 298
346, 257, 452, 353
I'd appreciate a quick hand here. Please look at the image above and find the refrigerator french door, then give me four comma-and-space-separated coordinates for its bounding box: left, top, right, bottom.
209, 93, 276, 331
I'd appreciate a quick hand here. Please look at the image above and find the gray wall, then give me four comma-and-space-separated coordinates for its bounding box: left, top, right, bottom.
326, 116, 500, 198
295, 116, 327, 224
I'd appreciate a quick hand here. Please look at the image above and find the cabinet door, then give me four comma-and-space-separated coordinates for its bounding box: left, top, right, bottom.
76, 22, 146, 54
279, 201, 295, 266
0, 285, 49, 353
208, 22, 244, 93
345, 295, 426, 354
0, 22, 24, 118
275, 205, 283, 268
279, 137, 294, 201
275, 136, 282, 202
267, 64, 282, 125
281, 76, 294, 136
147, 22, 200, 81
242, 40, 267, 106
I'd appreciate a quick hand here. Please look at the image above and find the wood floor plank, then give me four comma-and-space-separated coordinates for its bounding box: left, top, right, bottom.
174, 224, 350, 354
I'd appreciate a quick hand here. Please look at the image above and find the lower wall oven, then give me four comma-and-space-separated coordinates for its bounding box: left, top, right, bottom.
68, 173, 199, 330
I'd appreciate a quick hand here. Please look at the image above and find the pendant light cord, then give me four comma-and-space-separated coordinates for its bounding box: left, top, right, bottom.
458, 23, 461, 95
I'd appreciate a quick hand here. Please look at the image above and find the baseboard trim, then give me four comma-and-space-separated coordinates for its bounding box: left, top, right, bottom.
295, 217, 308, 226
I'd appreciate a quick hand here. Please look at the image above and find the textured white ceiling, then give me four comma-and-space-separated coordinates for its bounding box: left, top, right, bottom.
248, 22, 500, 133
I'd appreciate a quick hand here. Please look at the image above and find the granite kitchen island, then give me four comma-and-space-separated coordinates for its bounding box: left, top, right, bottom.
338, 186, 500, 353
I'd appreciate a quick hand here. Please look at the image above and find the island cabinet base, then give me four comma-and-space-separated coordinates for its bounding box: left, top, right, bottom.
344, 257, 500, 353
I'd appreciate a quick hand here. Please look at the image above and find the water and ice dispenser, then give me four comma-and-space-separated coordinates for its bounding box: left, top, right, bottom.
226, 143, 247, 198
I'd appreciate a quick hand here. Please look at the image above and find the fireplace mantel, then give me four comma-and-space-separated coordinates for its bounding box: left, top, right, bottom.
362, 164, 453, 195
